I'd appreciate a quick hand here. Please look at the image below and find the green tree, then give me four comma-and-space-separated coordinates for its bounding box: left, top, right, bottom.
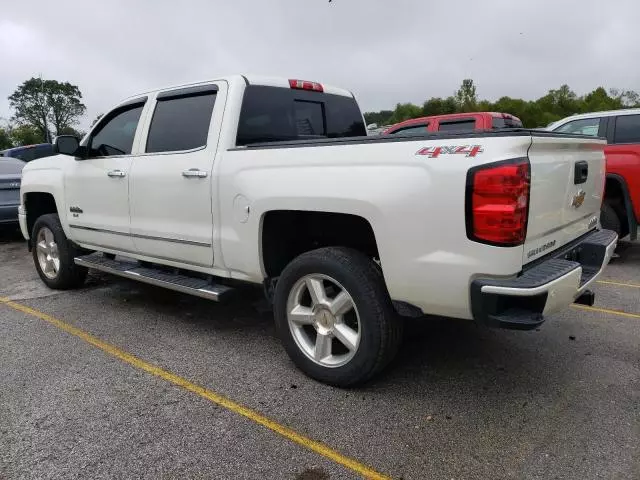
8, 77, 86, 141
47, 82, 86, 135
10, 124, 42, 146
537, 84, 578, 119
388, 102, 422, 124
422, 96, 457, 116
582, 87, 623, 113
0, 127, 12, 150
610, 88, 640, 107
363, 80, 640, 129
454, 79, 478, 112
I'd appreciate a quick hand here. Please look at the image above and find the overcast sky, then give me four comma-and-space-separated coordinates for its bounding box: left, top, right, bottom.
1, 0, 639, 130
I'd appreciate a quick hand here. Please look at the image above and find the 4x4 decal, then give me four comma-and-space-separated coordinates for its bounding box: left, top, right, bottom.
416, 145, 484, 158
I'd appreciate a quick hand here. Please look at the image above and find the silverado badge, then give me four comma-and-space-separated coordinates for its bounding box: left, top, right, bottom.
571, 190, 586, 208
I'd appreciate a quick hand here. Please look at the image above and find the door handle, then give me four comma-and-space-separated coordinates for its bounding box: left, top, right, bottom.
107, 170, 126, 178
574, 161, 588, 184
182, 168, 208, 178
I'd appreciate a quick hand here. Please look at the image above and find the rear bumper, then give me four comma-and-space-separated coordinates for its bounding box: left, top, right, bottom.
0, 204, 19, 225
470, 229, 618, 330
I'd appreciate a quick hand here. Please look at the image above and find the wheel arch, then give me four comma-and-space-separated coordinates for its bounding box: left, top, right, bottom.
605, 173, 637, 240
259, 210, 380, 280
23, 191, 64, 248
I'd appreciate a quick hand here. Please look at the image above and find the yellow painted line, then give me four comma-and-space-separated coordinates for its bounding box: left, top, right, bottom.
597, 280, 640, 289
0, 297, 391, 480
571, 304, 640, 319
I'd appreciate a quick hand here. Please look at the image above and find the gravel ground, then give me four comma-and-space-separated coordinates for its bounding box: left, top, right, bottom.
1, 228, 638, 480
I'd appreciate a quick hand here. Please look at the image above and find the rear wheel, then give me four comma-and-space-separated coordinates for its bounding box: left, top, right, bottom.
600, 202, 623, 237
274, 247, 403, 387
32, 214, 87, 289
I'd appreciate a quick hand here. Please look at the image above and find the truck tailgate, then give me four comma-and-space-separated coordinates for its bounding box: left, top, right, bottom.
524, 134, 606, 264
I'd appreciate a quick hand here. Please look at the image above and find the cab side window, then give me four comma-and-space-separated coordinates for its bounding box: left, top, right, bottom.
389, 124, 429, 135
613, 114, 640, 144
146, 87, 217, 153
88, 103, 145, 158
438, 118, 476, 132
554, 118, 600, 136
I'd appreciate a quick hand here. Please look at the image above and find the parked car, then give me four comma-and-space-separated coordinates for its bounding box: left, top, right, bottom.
382, 112, 523, 135
1, 143, 55, 162
0, 157, 25, 228
548, 109, 640, 240
19, 75, 616, 386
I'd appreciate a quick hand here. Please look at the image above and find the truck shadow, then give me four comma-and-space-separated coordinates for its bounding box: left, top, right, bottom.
612, 239, 639, 266
0, 227, 25, 245
102, 275, 576, 399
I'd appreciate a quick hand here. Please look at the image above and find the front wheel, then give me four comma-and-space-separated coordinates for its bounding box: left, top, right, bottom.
32, 213, 87, 289
274, 247, 403, 387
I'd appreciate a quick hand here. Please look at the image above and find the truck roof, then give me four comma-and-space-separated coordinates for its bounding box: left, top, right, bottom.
546, 108, 640, 130
383, 112, 522, 134
119, 74, 354, 105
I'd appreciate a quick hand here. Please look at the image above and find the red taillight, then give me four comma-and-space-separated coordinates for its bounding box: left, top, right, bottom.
466, 159, 530, 246
289, 79, 324, 92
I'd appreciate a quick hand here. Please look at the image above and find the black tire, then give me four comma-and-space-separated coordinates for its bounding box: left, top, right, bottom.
32, 213, 87, 289
274, 247, 403, 387
600, 202, 622, 237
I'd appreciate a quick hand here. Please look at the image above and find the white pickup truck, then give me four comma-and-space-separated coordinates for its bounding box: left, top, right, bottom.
19, 75, 617, 386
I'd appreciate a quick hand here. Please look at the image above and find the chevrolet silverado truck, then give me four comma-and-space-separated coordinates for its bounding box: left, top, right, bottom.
19, 75, 617, 386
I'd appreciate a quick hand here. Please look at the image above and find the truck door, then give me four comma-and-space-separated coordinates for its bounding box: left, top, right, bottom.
64, 99, 147, 252
128, 83, 226, 267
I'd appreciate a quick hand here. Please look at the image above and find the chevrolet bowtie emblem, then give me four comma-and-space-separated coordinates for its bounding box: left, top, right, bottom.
571, 190, 586, 208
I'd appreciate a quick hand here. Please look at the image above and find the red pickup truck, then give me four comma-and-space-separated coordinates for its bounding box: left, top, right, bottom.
382, 112, 523, 135
549, 109, 640, 240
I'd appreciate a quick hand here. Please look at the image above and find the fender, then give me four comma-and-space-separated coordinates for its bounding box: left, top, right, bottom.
20, 166, 68, 240
606, 173, 638, 240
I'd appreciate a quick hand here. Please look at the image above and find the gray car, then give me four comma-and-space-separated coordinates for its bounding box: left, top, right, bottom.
0, 157, 25, 228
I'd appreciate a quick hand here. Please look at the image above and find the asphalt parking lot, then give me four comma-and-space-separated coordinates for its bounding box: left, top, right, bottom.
0, 229, 638, 480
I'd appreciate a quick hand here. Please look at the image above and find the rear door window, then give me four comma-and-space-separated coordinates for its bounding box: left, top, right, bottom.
236, 86, 366, 146
613, 114, 640, 144
437, 118, 477, 132
146, 87, 217, 153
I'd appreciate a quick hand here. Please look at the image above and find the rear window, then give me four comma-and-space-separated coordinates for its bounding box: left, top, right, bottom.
437, 118, 476, 132
236, 86, 366, 146
613, 114, 640, 144
3, 147, 27, 160
33, 144, 54, 159
492, 117, 523, 129
2, 144, 54, 161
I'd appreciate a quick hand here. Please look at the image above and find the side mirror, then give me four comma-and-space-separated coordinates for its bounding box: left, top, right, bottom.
53, 135, 80, 156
